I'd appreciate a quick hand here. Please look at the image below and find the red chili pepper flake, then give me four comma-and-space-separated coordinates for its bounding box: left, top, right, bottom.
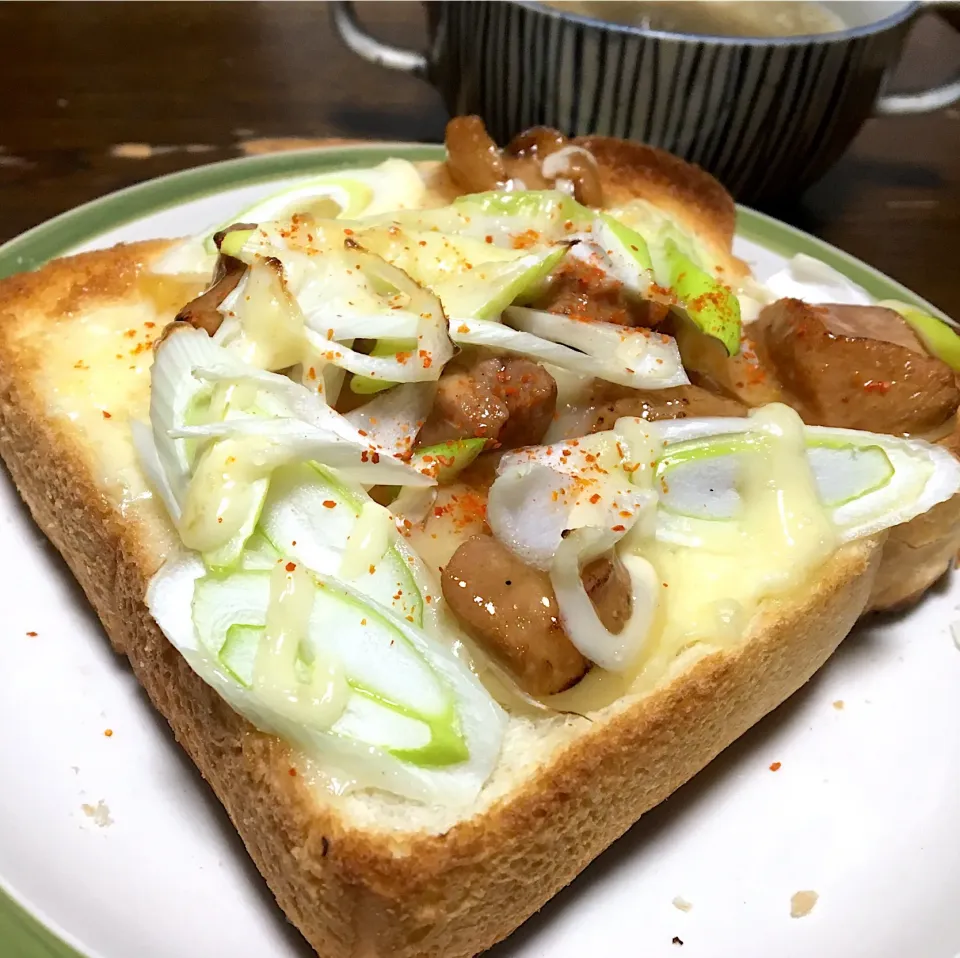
863, 380, 891, 394
291, 540, 297, 546
589, 493, 601, 504
144, 321, 156, 329
322, 500, 337, 509
612, 524, 626, 532
308, 366, 317, 379
769, 761, 782, 772
285, 561, 297, 572
104, 729, 113, 738
360, 618, 367, 626
288, 767, 298, 777
368, 564, 376, 575
485, 235, 494, 244
26, 631, 37, 637
101, 411, 112, 419
123, 329, 137, 338
343, 228, 354, 236
511, 229, 540, 250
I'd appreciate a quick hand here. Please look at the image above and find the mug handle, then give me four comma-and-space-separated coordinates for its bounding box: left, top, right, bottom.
329, 1, 428, 78
874, 2, 960, 115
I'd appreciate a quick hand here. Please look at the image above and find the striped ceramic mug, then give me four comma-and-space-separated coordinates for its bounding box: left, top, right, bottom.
331, 1, 960, 203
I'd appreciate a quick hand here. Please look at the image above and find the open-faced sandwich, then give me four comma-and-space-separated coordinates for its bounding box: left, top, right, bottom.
2, 116, 959, 957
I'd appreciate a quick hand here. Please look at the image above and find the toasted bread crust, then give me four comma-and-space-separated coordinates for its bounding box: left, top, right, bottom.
574, 137, 735, 247
0, 241, 885, 956
418, 134, 748, 280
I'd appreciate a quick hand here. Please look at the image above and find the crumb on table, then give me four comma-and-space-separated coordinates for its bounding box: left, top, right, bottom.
672, 896, 692, 912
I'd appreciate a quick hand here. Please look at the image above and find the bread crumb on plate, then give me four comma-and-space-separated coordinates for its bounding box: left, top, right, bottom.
81, 800, 113, 828
790, 890, 819, 918
672, 896, 692, 912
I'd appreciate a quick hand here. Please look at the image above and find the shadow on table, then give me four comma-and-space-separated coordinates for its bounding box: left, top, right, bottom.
761, 153, 947, 239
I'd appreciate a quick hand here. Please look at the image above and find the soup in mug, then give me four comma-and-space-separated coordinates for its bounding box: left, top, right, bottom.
539, 1, 846, 37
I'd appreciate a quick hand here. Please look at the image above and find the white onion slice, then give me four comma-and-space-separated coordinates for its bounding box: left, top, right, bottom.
170, 417, 432, 487
147, 326, 227, 509
488, 432, 658, 570
301, 247, 453, 382
390, 486, 438, 525
345, 382, 436, 460
505, 306, 685, 388
452, 316, 687, 391
131, 420, 182, 522
549, 528, 659, 672
191, 361, 430, 484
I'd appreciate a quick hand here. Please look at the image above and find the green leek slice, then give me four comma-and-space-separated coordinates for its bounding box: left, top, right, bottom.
663, 238, 741, 355
191, 567, 467, 765
877, 299, 960, 371
413, 438, 488, 484
258, 462, 423, 624
349, 338, 417, 395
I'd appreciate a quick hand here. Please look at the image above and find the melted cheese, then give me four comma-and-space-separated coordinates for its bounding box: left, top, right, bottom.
253, 561, 349, 729
405, 482, 490, 574
339, 500, 393, 581
178, 437, 272, 554
551, 404, 838, 711
31, 290, 199, 559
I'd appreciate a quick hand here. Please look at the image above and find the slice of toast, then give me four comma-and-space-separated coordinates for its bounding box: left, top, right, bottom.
0, 239, 881, 956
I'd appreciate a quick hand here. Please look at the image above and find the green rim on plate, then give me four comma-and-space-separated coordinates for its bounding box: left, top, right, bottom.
0, 883, 84, 958
0, 142, 949, 321
0, 141, 950, 958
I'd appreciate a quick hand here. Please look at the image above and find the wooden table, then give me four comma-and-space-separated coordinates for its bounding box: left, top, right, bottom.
2, 2, 958, 314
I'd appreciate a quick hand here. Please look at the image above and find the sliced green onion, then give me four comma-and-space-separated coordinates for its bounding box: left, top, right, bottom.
663, 238, 741, 355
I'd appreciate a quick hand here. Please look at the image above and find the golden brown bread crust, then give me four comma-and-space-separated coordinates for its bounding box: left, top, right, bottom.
868, 417, 960, 611
0, 240, 886, 956
572, 135, 749, 279
574, 136, 735, 246
868, 495, 960, 610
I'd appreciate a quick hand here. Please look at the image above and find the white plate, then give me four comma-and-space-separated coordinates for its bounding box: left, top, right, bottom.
1, 146, 958, 958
